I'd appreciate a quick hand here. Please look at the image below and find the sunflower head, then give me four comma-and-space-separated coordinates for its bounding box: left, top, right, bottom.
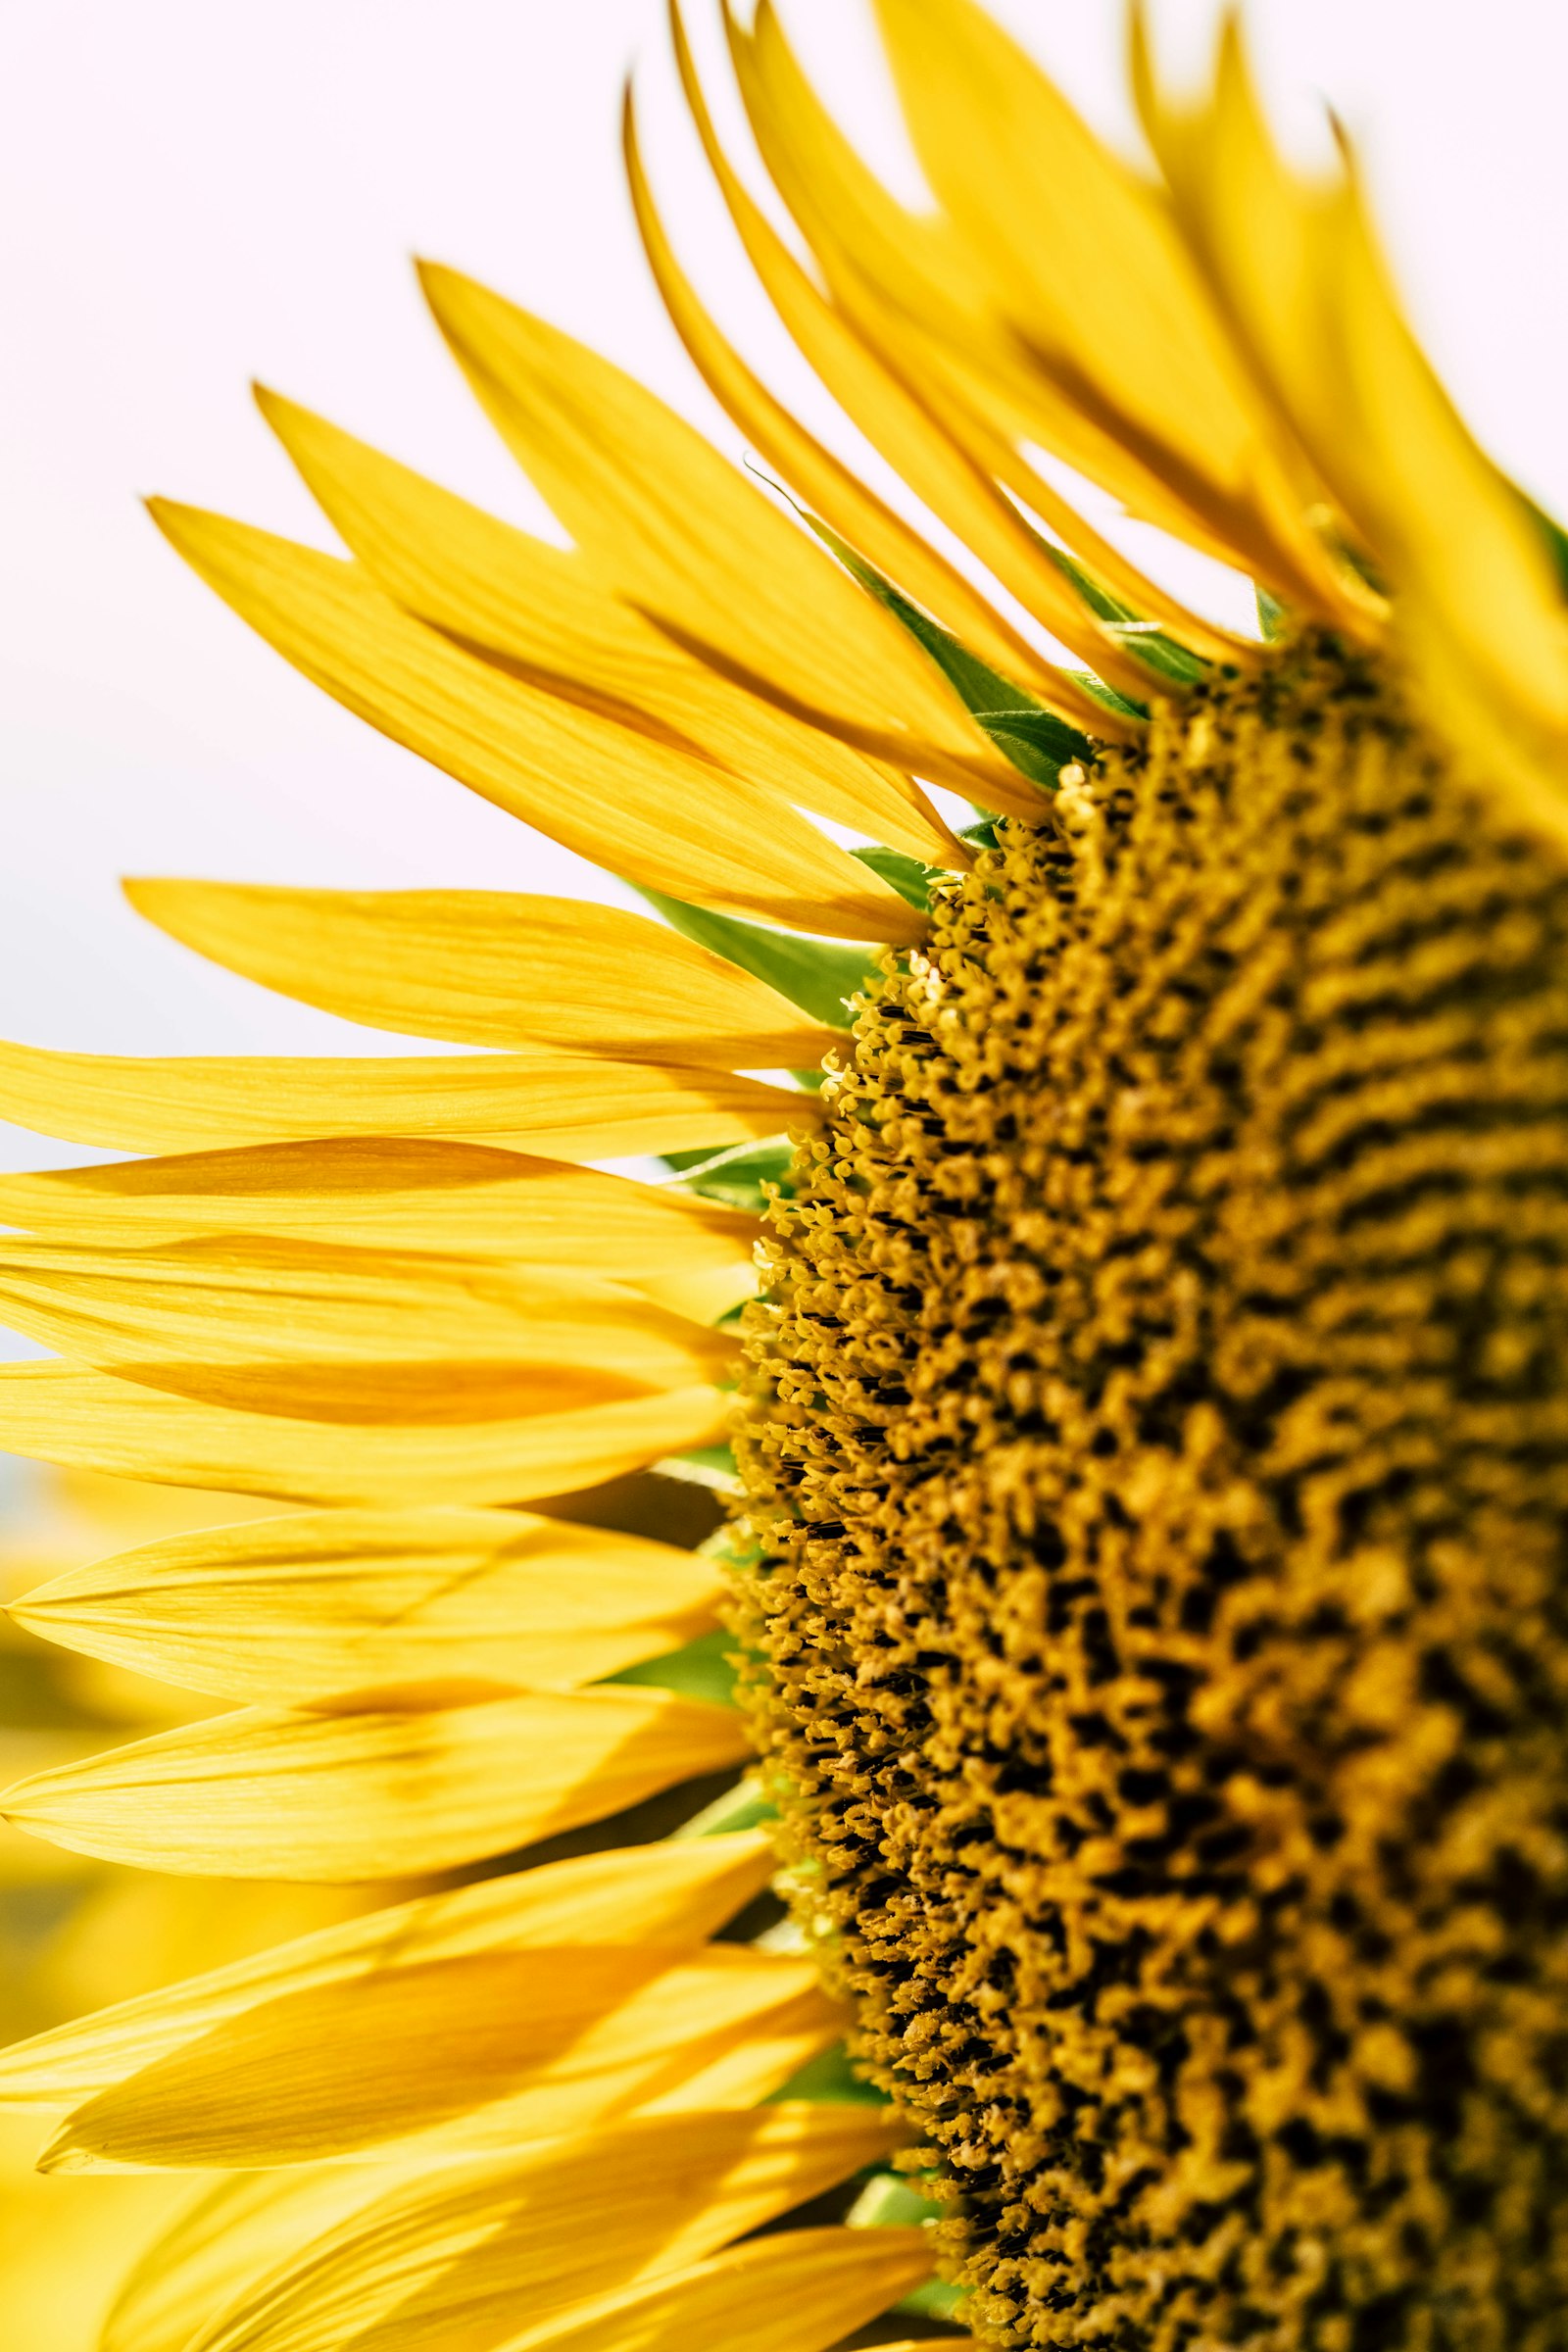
2, 7, 1567, 2352
738, 627, 1568, 2344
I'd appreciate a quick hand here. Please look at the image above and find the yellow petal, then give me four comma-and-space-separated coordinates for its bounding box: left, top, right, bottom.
0, 1361, 726, 1509
723, 1, 986, 386
256, 387, 963, 869
634, 2007, 845, 2116
0, 1832, 775, 2107
1, 1685, 750, 1882
0, 1234, 736, 1400
0, 1037, 813, 1158
1142, 19, 1568, 825
104, 2172, 420, 2352
1130, 10, 1403, 628
11, 1506, 721, 1703
125, 880, 838, 1066
182, 2107, 899, 2352
0, 1141, 757, 1295
1392, 589, 1568, 856
149, 501, 917, 944
651, 33, 1223, 696
630, 57, 1069, 723
1321, 178, 1568, 758
46, 1949, 828, 2170
724, 0, 1239, 573
503, 2228, 931, 2352
417, 262, 1013, 796
866, 0, 1309, 591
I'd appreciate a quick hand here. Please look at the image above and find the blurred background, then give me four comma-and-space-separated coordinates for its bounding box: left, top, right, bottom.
2, 3, 1566, 2333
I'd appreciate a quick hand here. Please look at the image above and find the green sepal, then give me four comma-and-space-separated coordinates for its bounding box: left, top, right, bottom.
894, 2280, 968, 2322
1519, 488, 1568, 600
848, 2172, 947, 2229
765, 2040, 892, 2107
801, 510, 1102, 790
1042, 544, 1208, 686
1255, 584, 1289, 641
660, 1136, 798, 1211
670, 1440, 742, 1484
977, 708, 1088, 787
606, 1625, 738, 1708
640, 888, 879, 1033
671, 1774, 778, 1839
851, 845, 937, 911
1069, 668, 1150, 722
799, 513, 1031, 713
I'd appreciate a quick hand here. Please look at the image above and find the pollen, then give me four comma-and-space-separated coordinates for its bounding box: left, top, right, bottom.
736, 638, 1568, 2349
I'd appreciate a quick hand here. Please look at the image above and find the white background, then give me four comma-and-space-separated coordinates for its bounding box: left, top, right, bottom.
1, 0, 1564, 1149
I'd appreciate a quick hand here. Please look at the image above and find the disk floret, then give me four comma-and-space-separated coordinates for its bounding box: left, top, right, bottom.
737, 639, 1568, 2349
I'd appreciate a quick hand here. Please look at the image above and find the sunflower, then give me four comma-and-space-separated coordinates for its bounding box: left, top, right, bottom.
0, 0, 1565, 2345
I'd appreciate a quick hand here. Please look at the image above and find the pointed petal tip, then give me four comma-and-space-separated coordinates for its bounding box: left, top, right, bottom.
416, 254, 466, 307
144, 495, 213, 555
251, 378, 296, 430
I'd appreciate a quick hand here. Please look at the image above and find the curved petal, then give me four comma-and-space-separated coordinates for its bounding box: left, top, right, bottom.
0, 1038, 815, 1159
44, 1951, 830, 2169
0, 1363, 727, 1506
180, 2107, 899, 2352
417, 262, 1021, 796
0, 1235, 737, 1394
0, 1686, 750, 1882
254, 388, 963, 868
0, 1142, 759, 1296
149, 502, 917, 944
657, 21, 1237, 679
866, 0, 1319, 597
0, 1833, 776, 2108
124, 882, 838, 1066
11, 1506, 721, 1703
487, 2228, 931, 2352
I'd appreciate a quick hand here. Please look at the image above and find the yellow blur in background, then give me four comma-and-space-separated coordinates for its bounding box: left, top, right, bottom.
0, 1464, 377, 2348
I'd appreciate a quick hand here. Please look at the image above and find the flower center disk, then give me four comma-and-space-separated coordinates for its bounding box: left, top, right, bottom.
738, 639, 1568, 2348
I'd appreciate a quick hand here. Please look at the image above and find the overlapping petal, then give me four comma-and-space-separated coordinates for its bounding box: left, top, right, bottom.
417, 261, 1022, 800
629, 54, 1125, 730
124, 882, 840, 1066
39, 1945, 828, 2169
0, 1684, 751, 1881
0, 1834, 776, 2108
0, 1362, 727, 1506
103, 2172, 427, 2352
656, 11, 1246, 681
0, 1235, 736, 1402
149, 503, 918, 944
10, 1506, 721, 1702
719, 0, 1244, 578
0, 1038, 812, 1157
256, 388, 965, 868
475, 2227, 931, 2352
1136, 11, 1568, 837
144, 2107, 901, 2352
0, 1141, 758, 1295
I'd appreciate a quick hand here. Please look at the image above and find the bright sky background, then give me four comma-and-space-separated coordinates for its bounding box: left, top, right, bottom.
2, 0, 1565, 1170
